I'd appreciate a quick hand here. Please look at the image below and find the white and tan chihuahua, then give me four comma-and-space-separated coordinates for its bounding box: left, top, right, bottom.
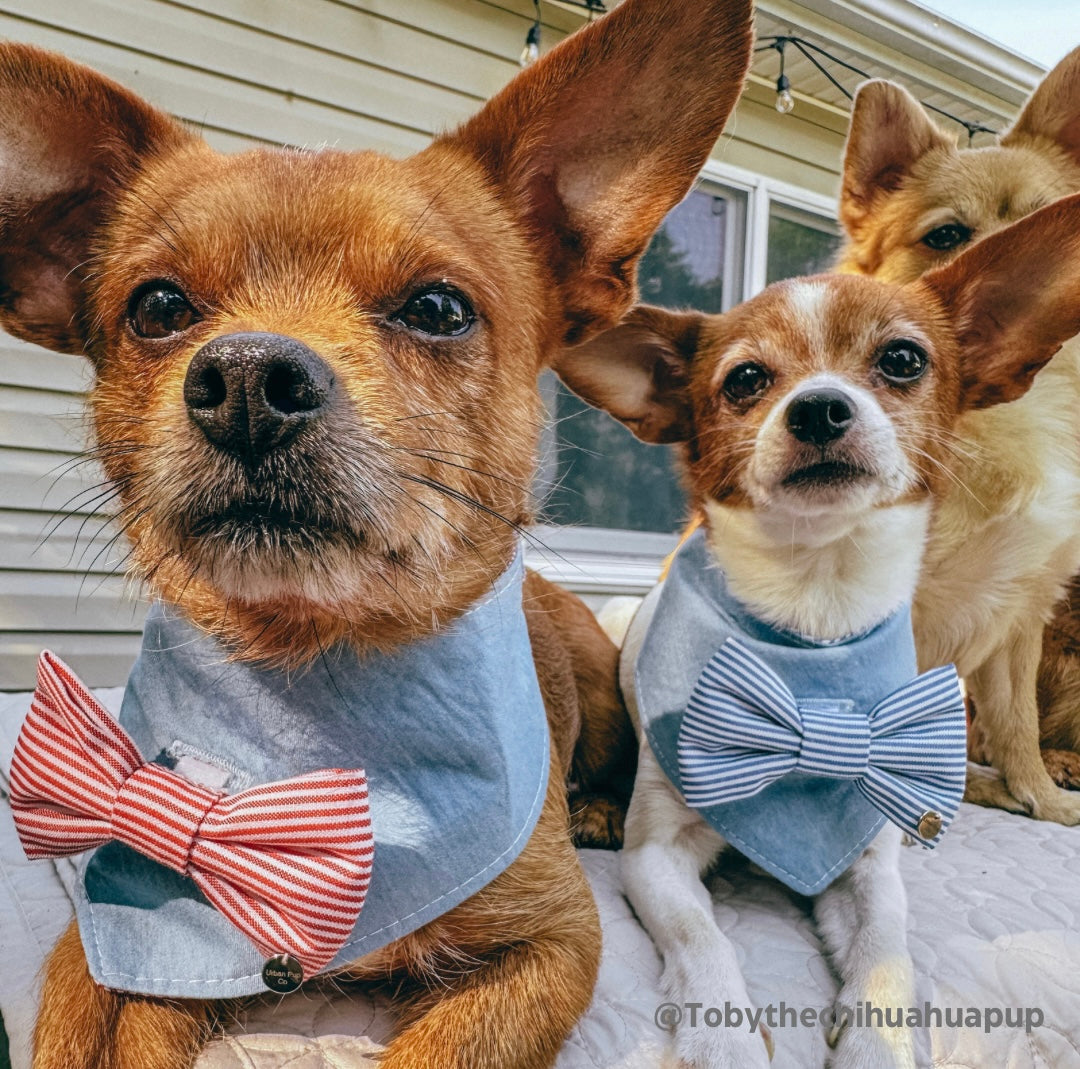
556, 193, 1080, 1069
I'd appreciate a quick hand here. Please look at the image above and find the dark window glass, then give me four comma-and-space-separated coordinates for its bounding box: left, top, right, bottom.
766, 201, 842, 284
539, 187, 745, 534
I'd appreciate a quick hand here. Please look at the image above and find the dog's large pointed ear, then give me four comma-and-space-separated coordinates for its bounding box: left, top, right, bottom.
439, 0, 752, 348
0, 43, 195, 354
554, 305, 703, 443
1001, 46, 1080, 165
919, 192, 1080, 410
840, 80, 954, 235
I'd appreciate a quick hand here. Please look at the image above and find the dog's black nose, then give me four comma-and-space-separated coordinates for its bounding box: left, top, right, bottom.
785, 388, 855, 446
184, 333, 334, 460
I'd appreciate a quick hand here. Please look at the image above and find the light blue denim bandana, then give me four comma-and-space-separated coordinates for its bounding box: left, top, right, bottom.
635, 528, 957, 896
74, 548, 549, 998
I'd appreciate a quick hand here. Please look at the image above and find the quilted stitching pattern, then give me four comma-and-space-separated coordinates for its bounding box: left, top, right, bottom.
197, 810, 1080, 1069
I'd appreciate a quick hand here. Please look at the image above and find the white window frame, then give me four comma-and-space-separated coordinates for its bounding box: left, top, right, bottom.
701, 159, 839, 299
527, 162, 841, 597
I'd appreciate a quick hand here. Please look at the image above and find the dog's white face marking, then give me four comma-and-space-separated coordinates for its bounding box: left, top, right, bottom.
704, 356, 930, 639
703, 289, 933, 639
693, 282, 940, 639
782, 279, 830, 346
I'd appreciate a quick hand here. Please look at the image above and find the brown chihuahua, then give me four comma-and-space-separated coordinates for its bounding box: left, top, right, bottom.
0, 2, 753, 1067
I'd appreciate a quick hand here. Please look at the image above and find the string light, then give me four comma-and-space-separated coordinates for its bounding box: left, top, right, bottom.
774, 39, 794, 114
513, 16, 996, 145
519, 0, 606, 67
520, 5, 540, 67
757, 34, 999, 144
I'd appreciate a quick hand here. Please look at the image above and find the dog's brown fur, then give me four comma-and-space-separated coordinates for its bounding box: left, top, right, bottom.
834, 51, 1080, 822
0, 3, 753, 1065
524, 571, 637, 845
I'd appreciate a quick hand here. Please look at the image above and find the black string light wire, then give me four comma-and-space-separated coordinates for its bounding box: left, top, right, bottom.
519, 0, 607, 67
513, 11, 998, 143
757, 34, 999, 143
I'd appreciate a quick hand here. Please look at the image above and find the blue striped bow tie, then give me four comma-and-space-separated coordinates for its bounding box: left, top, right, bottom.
677, 638, 967, 845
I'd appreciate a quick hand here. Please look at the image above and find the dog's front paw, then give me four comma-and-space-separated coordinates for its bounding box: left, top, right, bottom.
663, 1017, 772, 1069
826, 1011, 914, 1069
1042, 748, 1080, 790
569, 790, 626, 849
963, 764, 1030, 814
966, 761, 1080, 822
1010, 779, 1080, 824
1029, 788, 1080, 824
825, 995, 914, 1069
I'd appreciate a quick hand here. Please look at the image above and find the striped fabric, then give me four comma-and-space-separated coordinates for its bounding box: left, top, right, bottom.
9, 651, 374, 977
677, 638, 967, 845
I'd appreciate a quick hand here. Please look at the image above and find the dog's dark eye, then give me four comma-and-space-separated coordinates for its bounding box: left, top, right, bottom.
921, 223, 972, 251
722, 362, 772, 403
877, 340, 928, 384
393, 286, 475, 338
128, 282, 199, 339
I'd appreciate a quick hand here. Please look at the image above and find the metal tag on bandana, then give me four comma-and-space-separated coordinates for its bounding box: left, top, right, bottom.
262, 954, 304, 992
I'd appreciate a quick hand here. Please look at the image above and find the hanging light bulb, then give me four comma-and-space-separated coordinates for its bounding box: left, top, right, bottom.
773, 38, 794, 114
775, 73, 795, 114
520, 19, 540, 66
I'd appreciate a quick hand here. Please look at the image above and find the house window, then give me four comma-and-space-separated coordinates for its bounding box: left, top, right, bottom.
766, 201, 843, 284
537, 183, 746, 536
531, 169, 840, 593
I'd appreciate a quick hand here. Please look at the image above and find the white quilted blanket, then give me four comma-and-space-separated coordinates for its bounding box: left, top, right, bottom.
3, 688, 1080, 1069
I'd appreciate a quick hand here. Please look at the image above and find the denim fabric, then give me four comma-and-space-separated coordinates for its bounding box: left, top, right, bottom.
76, 548, 549, 998
635, 529, 926, 896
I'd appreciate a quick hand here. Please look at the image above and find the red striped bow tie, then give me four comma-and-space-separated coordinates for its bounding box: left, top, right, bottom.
9, 651, 374, 980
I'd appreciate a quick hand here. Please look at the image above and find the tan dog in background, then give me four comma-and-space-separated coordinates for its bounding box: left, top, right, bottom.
837, 48, 1080, 822
0, 1, 752, 1065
